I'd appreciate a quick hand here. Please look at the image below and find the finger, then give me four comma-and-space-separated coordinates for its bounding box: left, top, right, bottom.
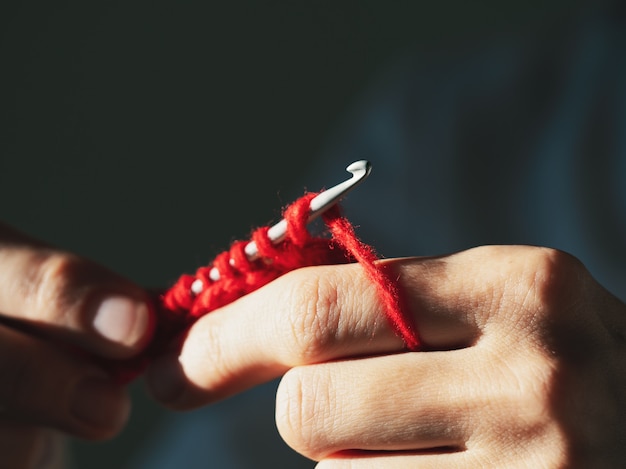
0, 224, 154, 358
146, 253, 483, 408
0, 322, 130, 439
146, 262, 409, 407
275, 351, 476, 460
0, 421, 47, 469
0, 422, 65, 469
276, 345, 557, 463
146, 246, 563, 409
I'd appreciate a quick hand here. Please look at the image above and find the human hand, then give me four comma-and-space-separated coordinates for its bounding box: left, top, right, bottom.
0, 222, 153, 467
146, 245, 626, 468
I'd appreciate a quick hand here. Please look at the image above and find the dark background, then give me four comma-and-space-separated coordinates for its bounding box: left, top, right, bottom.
0, 1, 582, 467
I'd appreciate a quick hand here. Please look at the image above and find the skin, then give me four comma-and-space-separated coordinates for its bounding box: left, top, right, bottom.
0, 223, 153, 468
146, 246, 626, 468
2, 220, 626, 467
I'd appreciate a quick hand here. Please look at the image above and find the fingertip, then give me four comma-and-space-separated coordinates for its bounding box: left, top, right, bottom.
144, 353, 188, 409
69, 375, 131, 440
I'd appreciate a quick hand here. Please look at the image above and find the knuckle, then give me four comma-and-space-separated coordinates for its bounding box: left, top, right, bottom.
476, 350, 558, 443
513, 357, 555, 419
526, 247, 585, 298
31, 253, 87, 326
277, 269, 341, 365
498, 247, 587, 318
478, 246, 602, 356
275, 367, 333, 460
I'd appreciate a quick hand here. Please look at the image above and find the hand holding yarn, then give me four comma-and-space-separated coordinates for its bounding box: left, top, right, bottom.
147, 246, 626, 467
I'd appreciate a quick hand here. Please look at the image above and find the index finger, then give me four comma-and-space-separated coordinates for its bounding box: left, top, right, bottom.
0, 223, 154, 359
145, 252, 485, 409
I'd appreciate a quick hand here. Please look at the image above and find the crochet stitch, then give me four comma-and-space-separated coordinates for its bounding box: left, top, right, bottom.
108, 192, 419, 383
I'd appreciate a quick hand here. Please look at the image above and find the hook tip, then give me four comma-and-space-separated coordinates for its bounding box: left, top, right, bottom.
346, 160, 372, 178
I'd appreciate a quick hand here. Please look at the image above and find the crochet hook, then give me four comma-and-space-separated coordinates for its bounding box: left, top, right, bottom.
192, 160, 372, 291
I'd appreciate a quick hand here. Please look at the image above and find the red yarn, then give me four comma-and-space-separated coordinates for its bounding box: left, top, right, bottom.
106, 192, 419, 383
322, 206, 420, 350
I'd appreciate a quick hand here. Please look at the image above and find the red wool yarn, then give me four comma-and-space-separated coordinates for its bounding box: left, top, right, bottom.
109, 192, 419, 383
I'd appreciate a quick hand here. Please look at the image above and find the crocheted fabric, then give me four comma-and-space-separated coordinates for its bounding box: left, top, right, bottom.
107, 192, 419, 383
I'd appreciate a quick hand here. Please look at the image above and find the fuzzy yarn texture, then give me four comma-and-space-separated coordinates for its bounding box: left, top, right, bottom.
108, 192, 420, 383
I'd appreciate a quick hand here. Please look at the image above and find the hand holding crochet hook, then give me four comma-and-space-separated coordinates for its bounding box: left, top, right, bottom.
0, 222, 154, 467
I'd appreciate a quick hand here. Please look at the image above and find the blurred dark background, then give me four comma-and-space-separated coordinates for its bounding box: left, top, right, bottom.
0, 1, 583, 467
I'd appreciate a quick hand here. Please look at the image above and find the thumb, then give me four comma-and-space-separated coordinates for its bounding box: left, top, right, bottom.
0, 222, 154, 359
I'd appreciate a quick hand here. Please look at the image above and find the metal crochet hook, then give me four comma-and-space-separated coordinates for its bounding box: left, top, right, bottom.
191, 160, 372, 292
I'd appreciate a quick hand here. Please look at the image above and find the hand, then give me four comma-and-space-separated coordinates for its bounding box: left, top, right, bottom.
146, 245, 626, 468
0, 222, 153, 467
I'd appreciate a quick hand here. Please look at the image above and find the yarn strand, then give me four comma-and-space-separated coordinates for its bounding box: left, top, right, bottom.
322, 206, 420, 350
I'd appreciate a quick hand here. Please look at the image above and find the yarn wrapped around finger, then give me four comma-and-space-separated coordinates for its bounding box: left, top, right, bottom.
106, 192, 420, 383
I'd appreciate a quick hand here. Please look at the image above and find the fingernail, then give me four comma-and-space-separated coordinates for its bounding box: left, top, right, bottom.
71, 377, 130, 430
92, 296, 150, 346
146, 353, 185, 404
